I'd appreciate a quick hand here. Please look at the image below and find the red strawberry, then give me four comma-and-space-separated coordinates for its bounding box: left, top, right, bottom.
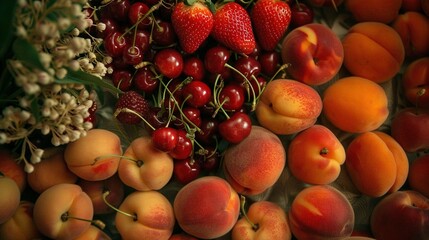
115, 90, 150, 125
211, 2, 256, 55
171, 1, 214, 54
251, 0, 291, 51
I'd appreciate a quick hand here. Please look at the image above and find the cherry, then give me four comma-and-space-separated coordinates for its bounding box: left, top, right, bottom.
152, 20, 177, 46
182, 81, 212, 108
107, 0, 131, 22
145, 107, 168, 133
195, 146, 221, 172
128, 2, 152, 29
218, 83, 246, 111
248, 76, 267, 99
183, 56, 206, 81
122, 45, 143, 65
127, 29, 151, 54
182, 107, 202, 128
231, 56, 261, 84
133, 67, 159, 94
195, 118, 219, 145
154, 48, 184, 79
112, 69, 133, 91
151, 127, 179, 152
204, 45, 231, 74
169, 130, 193, 160
218, 112, 252, 144
99, 17, 120, 38
259, 51, 282, 77
290, 2, 314, 28
84, 100, 98, 125
104, 31, 128, 58
173, 158, 201, 184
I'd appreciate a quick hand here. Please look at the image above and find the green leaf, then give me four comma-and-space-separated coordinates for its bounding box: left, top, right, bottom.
12, 38, 45, 70
0, 0, 18, 59
30, 97, 42, 123
57, 70, 122, 95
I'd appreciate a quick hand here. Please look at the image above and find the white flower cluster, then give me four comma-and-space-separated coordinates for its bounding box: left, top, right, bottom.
0, 0, 109, 173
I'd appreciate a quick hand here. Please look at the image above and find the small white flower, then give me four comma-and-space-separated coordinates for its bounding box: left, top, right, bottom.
24, 163, 34, 173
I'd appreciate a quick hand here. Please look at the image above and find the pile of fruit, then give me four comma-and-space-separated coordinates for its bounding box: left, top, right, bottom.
1, 0, 429, 239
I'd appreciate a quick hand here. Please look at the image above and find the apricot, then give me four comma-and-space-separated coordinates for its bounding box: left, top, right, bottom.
345, 0, 402, 23
322, 76, 389, 133
392, 11, 429, 59
345, 131, 409, 197
342, 22, 405, 83
408, 154, 429, 198
173, 176, 240, 239
402, 57, 429, 108
289, 185, 355, 239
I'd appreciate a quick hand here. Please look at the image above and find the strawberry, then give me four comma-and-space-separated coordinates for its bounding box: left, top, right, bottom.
251, 0, 292, 51
171, 1, 214, 54
115, 90, 150, 125
211, 2, 256, 55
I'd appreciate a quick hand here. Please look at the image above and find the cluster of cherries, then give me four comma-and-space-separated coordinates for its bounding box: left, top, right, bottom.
87, 0, 315, 184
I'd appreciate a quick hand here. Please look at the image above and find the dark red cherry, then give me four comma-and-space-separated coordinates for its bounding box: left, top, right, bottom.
259, 51, 281, 77
107, 0, 131, 22
127, 29, 151, 54
151, 127, 179, 152
218, 112, 252, 144
195, 118, 219, 145
99, 17, 120, 38
204, 46, 231, 74
154, 48, 184, 79
182, 81, 212, 108
104, 31, 128, 58
122, 46, 143, 65
195, 146, 221, 172
133, 67, 159, 94
182, 107, 202, 128
218, 83, 246, 111
173, 158, 201, 184
128, 2, 152, 29
183, 56, 206, 81
290, 2, 314, 28
112, 69, 133, 91
152, 20, 177, 46
232, 56, 261, 84
169, 130, 193, 160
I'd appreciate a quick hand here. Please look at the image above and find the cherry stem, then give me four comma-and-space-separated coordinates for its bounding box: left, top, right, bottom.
416, 88, 426, 111
102, 191, 137, 221
331, 0, 338, 12
60, 212, 106, 230
270, 63, 290, 82
240, 195, 259, 231
224, 63, 257, 109
113, 107, 155, 131
120, 0, 163, 39
320, 147, 329, 155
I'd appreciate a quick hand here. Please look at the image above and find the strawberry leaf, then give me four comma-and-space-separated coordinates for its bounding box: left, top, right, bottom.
13, 38, 46, 71
0, 0, 17, 60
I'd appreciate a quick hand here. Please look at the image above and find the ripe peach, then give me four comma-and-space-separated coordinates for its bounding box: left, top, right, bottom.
232, 200, 292, 240
74, 225, 111, 240
370, 190, 429, 240
402, 57, 429, 108
0, 149, 26, 192
0, 175, 20, 225
0, 201, 42, 240
401, 0, 422, 12
27, 148, 78, 193
408, 154, 429, 198
345, 131, 409, 197
33, 183, 94, 239
115, 190, 175, 240
322, 76, 389, 133
173, 176, 240, 239
169, 233, 199, 240
345, 0, 402, 23
392, 11, 429, 59
288, 124, 346, 185
118, 136, 174, 191
256, 79, 323, 135
64, 129, 122, 181
289, 185, 355, 239
423, 0, 429, 16
281, 23, 344, 85
342, 22, 405, 83
223, 126, 286, 196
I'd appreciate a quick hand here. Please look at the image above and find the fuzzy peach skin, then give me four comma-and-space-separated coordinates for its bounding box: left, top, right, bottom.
33, 183, 94, 240
255, 79, 322, 135
280, 23, 344, 86
345, 131, 409, 197
0, 149, 26, 192
370, 190, 429, 240
402, 57, 429, 108
345, 0, 402, 23
173, 176, 240, 239
289, 185, 355, 239
27, 148, 78, 193
322, 76, 389, 133
408, 154, 429, 198
74, 225, 112, 240
287, 124, 346, 185
232, 200, 292, 240
223, 126, 286, 196
0, 175, 21, 225
342, 22, 405, 83
0, 201, 42, 240
118, 136, 174, 191
115, 190, 175, 240
64, 129, 122, 181
392, 11, 429, 59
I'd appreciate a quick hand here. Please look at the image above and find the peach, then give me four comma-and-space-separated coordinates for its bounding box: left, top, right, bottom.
64, 129, 122, 181
281, 23, 344, 86
402, 57, 429, 108
118, 136, 174, 191
408, 154, 429, 198
0, 201, 43, 240
0, 175, 20, 225
223, 126, 286, 196
289, 185, 355, 239
0, 149, 26, 192
232, 199, 292, 240
27, 147, 78, 193
345, 0, 402, 23
173, 176, 240, 239
255, 79, 323, 135
169, 233, 199, 240
345, 131, 409, 197
322, 76, 389, 133
115, 190, 175, 240
341, 22, 405, 83
288, 124, 346, 185
74, 225, 111, 240
424, 0, 429, 16
392, 11, 429, 59
33, 183, 94, 239
308, 0, 344, 9
401, 0, 423, 12
370, 190, 429, 240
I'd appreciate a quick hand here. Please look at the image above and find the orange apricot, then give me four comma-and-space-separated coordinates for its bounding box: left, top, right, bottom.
345, 0, 402, 23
